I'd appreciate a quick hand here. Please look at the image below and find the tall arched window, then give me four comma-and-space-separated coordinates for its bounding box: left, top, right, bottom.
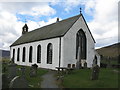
37, 45, 41, 63
76, 29, 87, 59
47, 43, 52, 64
12, 49, 15, 62
17, 48, 20, 61
22, 47, 26, 62
29, 46, 33, 63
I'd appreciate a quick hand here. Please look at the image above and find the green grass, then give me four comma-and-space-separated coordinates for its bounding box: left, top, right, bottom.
62, 68, 118, 88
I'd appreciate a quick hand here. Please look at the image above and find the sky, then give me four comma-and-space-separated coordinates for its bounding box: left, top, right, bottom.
0, 0, 119, 50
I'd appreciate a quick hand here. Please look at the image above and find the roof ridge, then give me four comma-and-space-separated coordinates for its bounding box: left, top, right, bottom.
27, 14, 81, 33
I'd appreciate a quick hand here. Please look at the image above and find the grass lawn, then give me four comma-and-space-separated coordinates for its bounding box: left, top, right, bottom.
62, 68, 119, 88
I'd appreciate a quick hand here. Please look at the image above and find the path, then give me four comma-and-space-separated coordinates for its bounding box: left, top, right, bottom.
41, 70, 59, 88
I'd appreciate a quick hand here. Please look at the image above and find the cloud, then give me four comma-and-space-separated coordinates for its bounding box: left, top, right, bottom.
0, 10, 23, 50
19, 4, 56, 16
54, 0, 84, 12
87, 0, 118, 48
0, 2, 57, 50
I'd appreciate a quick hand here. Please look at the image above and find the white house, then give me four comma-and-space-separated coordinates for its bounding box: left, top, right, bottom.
10, 13, 100, 70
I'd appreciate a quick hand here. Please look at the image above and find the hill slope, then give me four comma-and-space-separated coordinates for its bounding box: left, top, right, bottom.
0, 50, 10, 58
96, 43, 120, 57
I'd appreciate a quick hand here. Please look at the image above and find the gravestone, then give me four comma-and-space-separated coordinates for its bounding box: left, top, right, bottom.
2, 73, 9, 89
2, 62, 7, 73
84, 62, 87, 68
8, 63, 17, 81
9, 76, 29, 88
91, 65, 100, 80
76, 61, 82, 69
21, 67, 26, 77
2, 66, 7, 73
29, 64, 38, 77
107, 57, 111, 68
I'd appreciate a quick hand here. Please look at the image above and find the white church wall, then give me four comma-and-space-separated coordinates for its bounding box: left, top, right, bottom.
10, 37, 60, 70
61, 16, 95, 68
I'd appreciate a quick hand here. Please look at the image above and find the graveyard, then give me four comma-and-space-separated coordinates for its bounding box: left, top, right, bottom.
1, 58, 119, 88
2, 59, 48, 88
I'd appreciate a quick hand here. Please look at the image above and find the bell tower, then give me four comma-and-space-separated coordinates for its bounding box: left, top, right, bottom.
22, 24, 28, 35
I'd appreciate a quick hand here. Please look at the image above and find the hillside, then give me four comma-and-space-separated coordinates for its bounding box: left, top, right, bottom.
96, 43, 120, 57
0, 50, 10, 58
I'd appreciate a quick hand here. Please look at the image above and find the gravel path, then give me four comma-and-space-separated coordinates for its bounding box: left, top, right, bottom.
41, 70, 59, 88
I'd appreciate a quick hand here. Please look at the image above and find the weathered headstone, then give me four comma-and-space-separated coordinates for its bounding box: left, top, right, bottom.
2, 73, 9, 89
8, 63, 17, 81
84, 62, 87, 68
29, 64, 38, 77
2, 62, 7, 73
21, 67, 26, 77
9, 76, 29, 88
92, 56, 98, 67
91, 65, 100, 80
107, 57, 111, 68
76, 61, 82, 69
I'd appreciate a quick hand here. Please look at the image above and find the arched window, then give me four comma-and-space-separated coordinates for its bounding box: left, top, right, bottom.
47, 43, 52, 64
12, 49, 15, 62
29, 46, 33, 63
76, 29, 87, 59
22, 47, 26, 62
37, 45, 41, 63
17, 48, 20, 61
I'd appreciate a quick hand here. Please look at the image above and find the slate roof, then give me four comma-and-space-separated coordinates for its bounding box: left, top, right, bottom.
11, 14, 95, 46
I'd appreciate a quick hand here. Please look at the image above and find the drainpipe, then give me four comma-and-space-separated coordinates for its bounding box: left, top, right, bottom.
59, 37, 61, 68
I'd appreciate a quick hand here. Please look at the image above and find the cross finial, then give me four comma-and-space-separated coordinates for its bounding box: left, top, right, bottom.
80, 7, 82, 14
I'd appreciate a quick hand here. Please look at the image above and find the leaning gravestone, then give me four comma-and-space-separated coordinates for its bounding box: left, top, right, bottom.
91, 65, 100, 80
2, 73, 9, 89
29, 64, 38, 77
9, 76, 29, 88
8, 62, 17, 81
84, 62, 87, 68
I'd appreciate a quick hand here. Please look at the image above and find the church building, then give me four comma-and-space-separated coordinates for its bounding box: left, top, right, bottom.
10, 12, 100, 70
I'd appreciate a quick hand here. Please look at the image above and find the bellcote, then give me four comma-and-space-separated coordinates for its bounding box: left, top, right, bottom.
22, 24, 28, 35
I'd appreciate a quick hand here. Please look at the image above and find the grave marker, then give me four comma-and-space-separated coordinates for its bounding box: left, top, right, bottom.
2, 73, 9, 89
8, 63, 17, 81
29, 64, 38, 77
91, 65, 100, 80
9, 76, 29, 88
